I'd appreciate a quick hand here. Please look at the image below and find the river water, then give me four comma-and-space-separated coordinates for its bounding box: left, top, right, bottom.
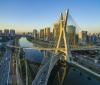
19, 37, 43, 63
19, 37, 100, 85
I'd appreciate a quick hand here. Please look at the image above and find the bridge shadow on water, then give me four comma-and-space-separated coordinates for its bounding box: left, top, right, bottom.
47, 61, 100, 85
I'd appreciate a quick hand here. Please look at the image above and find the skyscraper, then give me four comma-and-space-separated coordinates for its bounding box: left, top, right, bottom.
68, 25, 76, 47
40, 29, 44, 40
0, 30, 2, 36
4, 29, 9, 36
33, 29, 38, 39
78, 31, 88, 45
53, 22, 60, 41
10, 29, 15, 36
44, 27, 50, 41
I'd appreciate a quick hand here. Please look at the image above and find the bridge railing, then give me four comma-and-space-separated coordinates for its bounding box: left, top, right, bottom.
70, 45, 100, 49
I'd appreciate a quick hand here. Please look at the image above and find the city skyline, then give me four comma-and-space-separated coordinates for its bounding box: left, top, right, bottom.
0, 0, 100, 33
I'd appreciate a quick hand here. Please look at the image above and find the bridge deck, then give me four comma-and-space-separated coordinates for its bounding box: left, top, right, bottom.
71, 61, 100, 78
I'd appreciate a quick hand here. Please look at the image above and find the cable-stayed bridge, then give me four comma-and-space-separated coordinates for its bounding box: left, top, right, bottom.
0, 9, 100, 85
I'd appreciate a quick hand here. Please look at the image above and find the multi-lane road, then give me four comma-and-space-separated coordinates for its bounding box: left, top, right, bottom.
0, 41, 13, 85
0, 47, 12, 85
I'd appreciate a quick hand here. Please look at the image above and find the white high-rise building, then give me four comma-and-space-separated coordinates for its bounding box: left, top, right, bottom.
33, 29, 38, 39
44, 27, 50, 41
78, 31, 88, 45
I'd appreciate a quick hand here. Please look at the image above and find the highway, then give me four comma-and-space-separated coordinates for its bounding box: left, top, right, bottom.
71, 61, 100, 78
0, 41, 13, 85
0, 48, 12, 85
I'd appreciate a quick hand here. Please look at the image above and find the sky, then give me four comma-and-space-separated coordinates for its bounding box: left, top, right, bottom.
0, 0, 100, 33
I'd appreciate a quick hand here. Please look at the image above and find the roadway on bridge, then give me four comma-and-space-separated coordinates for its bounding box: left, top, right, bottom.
32, 54, 61, 85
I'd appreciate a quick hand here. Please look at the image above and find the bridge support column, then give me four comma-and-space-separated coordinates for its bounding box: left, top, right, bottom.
55, 9, 70, 61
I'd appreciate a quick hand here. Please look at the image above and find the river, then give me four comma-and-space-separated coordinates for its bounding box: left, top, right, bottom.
19, 37, 43, 63
19, 37, 100, 85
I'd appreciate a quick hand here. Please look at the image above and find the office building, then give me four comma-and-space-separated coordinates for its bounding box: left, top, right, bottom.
33, 29, 38, 39
40, 29, 44, 40
44, 27, 50, 41
0, 30, 2, 36
10, 29, 15, 36
78, 31, 88, 45
68, 25, 76, 46
4, 29, 9, 36
53, 22, 60, 41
